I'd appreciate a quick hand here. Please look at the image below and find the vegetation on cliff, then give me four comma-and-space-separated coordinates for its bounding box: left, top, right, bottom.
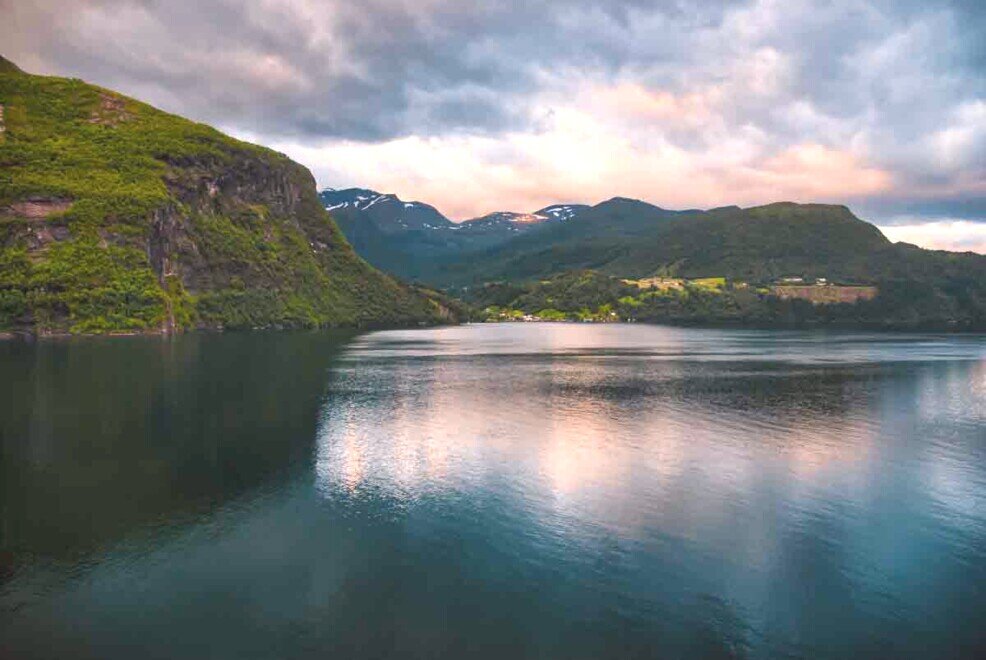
0, 56, 453, 335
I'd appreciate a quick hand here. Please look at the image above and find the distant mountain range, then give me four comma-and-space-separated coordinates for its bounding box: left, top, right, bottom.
318, 188, 591, 280
319, 188, 587, 236
321, 187, 986, 329
321, 187, 982, 284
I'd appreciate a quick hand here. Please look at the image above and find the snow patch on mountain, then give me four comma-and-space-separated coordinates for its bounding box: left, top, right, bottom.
535, 204, 589, 221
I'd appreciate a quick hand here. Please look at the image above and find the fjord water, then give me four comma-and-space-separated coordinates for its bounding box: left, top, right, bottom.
1, 325, 984, 659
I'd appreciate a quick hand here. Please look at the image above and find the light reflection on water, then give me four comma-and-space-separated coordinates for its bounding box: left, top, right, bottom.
312, 324, 985, 656
1, 324, 984, 659
316, 325, 979, 515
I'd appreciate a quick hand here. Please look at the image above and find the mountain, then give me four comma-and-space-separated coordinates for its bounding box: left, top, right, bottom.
427, 199, 984, 293
459, 200, 986, 329
602, 202, 892, 281
320, 184, 983, 307
317, 187, 588, 280
437, 200, 887, 285
432, 197, 686, 284
0, 57, 456, 335
320, 183, 985, 328
320, 188, 454, 233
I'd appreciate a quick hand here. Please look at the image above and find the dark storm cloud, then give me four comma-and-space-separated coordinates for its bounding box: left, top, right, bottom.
0, 0, 746, 140
3, 1, 980, 141
0, 0, 982, 227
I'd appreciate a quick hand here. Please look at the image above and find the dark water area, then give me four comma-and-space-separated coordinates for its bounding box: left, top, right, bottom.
1, 324, 984, 659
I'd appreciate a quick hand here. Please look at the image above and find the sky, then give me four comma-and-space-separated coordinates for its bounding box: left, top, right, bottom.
2, 0, 984, 252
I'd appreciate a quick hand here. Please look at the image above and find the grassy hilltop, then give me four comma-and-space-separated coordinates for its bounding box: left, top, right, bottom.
0, 55, 455, 335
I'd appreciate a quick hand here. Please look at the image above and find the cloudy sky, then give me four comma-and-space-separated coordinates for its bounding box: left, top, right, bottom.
2, 0, 984, 251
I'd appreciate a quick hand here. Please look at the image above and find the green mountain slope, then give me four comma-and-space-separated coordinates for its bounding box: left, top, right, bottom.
605, 202, 892, 281
0, 57, 455, 334
432, 200, 886, 285
432, 197, 683, 284
431, 199, 984, 291
421, 196, 985, 329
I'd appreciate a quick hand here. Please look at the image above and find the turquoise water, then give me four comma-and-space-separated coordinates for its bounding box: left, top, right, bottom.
1, 324, 984, 658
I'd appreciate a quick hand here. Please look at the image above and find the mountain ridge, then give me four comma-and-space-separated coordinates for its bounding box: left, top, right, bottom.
318, 185, 985, 329
318, 186, 979, 286
317, 187, 591, 279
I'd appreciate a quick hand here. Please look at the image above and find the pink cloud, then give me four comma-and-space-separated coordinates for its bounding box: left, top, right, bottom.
878, 220, 986, 254
739, 143, 893, 200
589, 82, 719, 128
285, 133, 894, 219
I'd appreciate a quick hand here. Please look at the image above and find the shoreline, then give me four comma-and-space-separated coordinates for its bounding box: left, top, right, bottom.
5, 318, 985, 341
477, 318, 986, 334
0, 319, 456, 342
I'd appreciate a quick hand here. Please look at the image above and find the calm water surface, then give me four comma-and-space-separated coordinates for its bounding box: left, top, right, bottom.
1, 324, 984, 658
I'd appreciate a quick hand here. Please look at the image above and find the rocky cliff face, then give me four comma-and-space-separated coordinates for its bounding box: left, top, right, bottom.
0, 58, 452, 335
